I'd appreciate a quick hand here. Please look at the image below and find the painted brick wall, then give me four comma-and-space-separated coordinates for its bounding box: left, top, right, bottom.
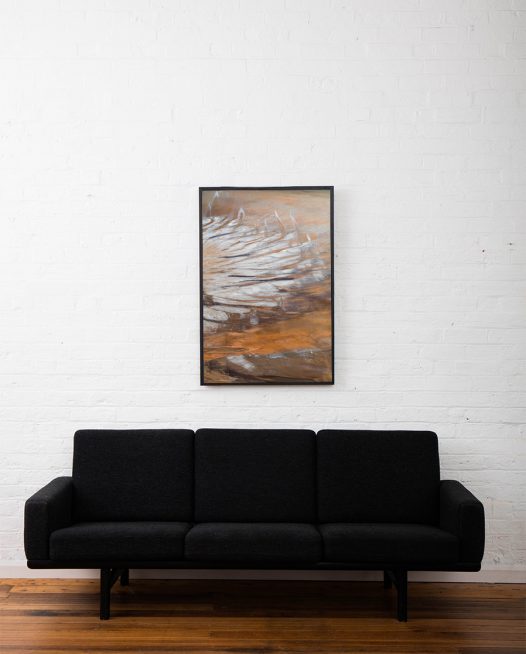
1, 0, 525, 578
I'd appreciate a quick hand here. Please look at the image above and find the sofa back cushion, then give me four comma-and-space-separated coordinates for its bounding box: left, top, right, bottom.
73, 429, 194, 521
195, 429, 317, 522
317, 430, 440, 524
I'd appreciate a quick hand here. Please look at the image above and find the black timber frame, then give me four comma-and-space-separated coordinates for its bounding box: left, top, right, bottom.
29, 560, 480, 621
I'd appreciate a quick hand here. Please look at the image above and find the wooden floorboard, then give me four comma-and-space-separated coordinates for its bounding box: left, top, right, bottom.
0, 579, 524, 653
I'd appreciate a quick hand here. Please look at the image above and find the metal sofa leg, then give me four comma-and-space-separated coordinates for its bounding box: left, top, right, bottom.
120, 568, 129, 586
395, 568, 408, 622
383, 570, 392, 589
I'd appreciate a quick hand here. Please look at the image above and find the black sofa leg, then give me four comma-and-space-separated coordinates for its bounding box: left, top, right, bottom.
100, 568, 111, 620
395, 569, 408, 622
100, 568, 123, 620
120, 568, 129, 586
383, 569, 408, 621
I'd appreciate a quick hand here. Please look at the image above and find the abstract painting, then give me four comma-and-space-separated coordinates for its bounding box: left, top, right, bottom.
200, 186, 334, 385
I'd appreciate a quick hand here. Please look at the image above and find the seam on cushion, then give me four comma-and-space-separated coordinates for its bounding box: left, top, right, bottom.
315, 431, 323, 523
191, 430, 195, 523
313, 432, 320, 524
315, 523, 326, 562
193, 431, 199, 523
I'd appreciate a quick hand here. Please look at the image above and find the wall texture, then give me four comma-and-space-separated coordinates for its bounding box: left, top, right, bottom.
1, 0, 525, 579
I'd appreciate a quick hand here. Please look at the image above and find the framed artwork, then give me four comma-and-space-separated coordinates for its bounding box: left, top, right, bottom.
199, 186, 334, 385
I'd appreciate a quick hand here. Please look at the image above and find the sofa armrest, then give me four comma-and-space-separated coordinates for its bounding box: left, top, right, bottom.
24, 477, 73, 561
440, 480, 485, 565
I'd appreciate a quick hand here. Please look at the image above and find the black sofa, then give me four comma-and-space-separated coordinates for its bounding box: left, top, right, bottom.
24, 428, 485, 621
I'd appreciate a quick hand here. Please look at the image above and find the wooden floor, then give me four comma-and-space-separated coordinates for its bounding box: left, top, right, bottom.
0, 578, 524, 653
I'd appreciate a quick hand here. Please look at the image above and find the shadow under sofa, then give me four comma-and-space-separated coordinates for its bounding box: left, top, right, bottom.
24, 428, 485, 620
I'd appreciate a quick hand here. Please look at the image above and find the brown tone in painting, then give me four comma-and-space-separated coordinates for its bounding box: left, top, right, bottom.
201, 188, 333, 384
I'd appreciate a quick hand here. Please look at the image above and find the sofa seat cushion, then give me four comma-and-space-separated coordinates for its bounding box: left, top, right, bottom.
320, 524, 458, 564
185, 523, 322, 563
50, 522, 190, 561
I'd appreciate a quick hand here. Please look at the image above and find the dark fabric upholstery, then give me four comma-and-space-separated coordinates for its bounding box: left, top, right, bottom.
73, 429, 194, 521
24, 477, 73, 560
440, 480, 485, 564
194, 429, 317, 522
185, 523, 322, 563
320, 523, 458, 564
50, 522, 190, 561
317, 430, 440, 524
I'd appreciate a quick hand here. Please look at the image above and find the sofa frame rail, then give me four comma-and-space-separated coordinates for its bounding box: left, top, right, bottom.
97, 567, 409, 621
28, 561, 481, 621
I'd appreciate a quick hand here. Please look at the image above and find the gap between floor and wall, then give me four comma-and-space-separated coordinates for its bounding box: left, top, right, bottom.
1, 565, 524, 583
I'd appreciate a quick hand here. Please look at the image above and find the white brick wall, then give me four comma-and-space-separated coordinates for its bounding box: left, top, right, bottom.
1, 0, 525, 578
